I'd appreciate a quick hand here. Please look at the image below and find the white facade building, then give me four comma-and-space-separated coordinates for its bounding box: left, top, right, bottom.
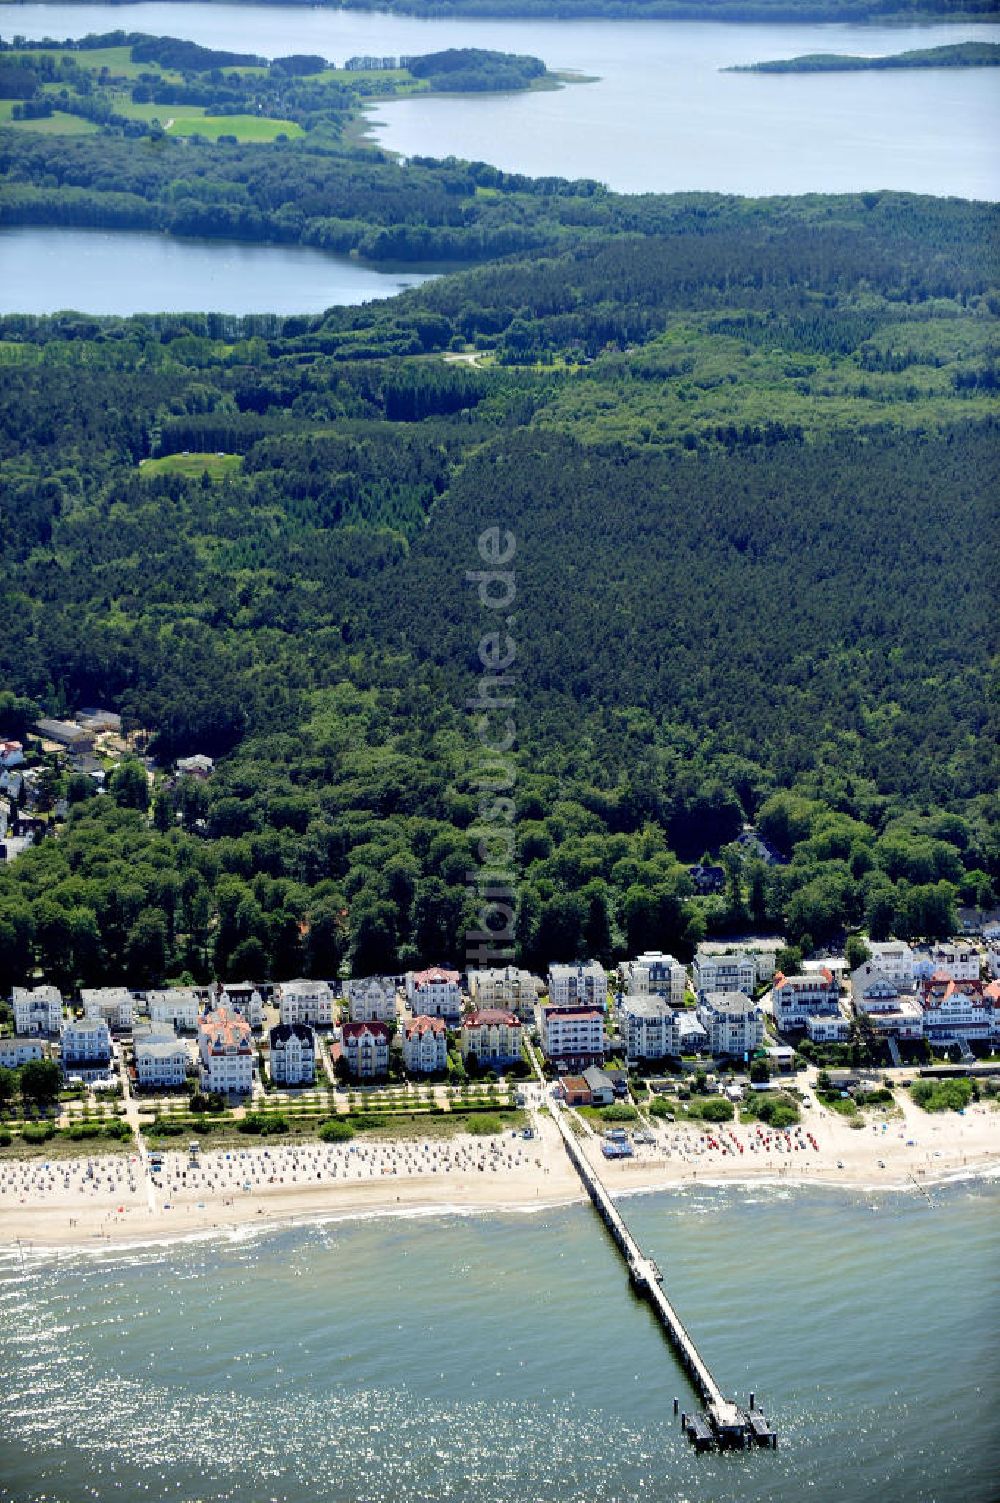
13, 985, 63, 1036
771, 968, 840, 1029
547, 961, 608, 1009
407, 967, 463, 1022
805, 1013, 852, 1044
0, 1037, 46, 1069
920, 977, 991, 1044
868, 941, 916, 987
620, 952, 687, 1007
81, 987, 134, 1031
460, 1009, 522, 1068
147, 989, 201, 1032
619, 994, 677, 1062
914, 943, 981, 983
345, 977, 398, 1024
692, 949, 758, 998
851, 968, 924, 1040
277, 979, 336, 1028
696, 992, 765, 1058
467, 966, 539, 1020
198, 1007, 255, 1095
341, 1021, 390, 1079
401, 1015, 448, 1074
540, 1005, 605, 1067
134, 1025, 189, 1089
61, 1017, 113, 1078
218, 983, 264, 1029
269, 1022, 316, 1086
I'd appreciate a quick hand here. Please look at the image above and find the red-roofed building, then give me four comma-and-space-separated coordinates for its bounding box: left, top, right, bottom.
401, 1014, 448, 1074
342, 1020, 390, 1079
461, 1008, 522, 1068
920, 976, 991, 1045
0, 740, 24, 769
772, 968, 840, 1030
198, 1006, 254, 1095
406, 966, 462, 1022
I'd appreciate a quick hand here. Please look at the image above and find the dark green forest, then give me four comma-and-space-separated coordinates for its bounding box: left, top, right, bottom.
0, 123, 997, 992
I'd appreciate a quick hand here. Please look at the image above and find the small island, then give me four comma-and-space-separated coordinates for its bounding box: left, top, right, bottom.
727, 41, 1000, 74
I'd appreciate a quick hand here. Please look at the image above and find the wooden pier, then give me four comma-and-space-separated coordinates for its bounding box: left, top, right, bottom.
551, 1105, 777, 1451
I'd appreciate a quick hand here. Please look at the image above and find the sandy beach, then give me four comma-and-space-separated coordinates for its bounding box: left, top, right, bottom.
1, 1094, 997, 1252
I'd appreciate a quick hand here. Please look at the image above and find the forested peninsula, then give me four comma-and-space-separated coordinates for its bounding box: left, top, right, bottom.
730, 41, 1000, 70
1, 144, 998, 987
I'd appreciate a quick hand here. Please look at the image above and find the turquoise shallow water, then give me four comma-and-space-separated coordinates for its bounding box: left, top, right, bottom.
1, 1180, 997, 1503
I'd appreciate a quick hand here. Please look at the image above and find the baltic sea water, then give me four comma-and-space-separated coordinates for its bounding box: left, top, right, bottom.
1, 1181, 998, 1502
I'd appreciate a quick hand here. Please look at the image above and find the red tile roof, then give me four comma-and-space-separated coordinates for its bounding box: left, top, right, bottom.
412, 967, 460, 986
403, 1014, 447, 1038
342, 1021, 391, 1041
199, 1006, 251, 1052
463, 1009, 521, 1029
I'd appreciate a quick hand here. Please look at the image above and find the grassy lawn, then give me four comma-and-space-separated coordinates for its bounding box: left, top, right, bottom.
1, 110, 100, 136
140, 453, 243, 481
171, 113, 303, 142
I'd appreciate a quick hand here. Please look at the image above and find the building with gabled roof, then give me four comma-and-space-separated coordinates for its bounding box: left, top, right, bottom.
460, 1008, 522, 1068
401, 1014, 448, 1074
269, 1021, 316, 1086
198, 1006, 254, 1095
341, 1020, 390, 1079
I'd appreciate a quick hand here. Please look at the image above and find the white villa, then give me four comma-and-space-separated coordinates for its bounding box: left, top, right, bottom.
147, 989, 201, 1032
914, 943, 981, 983
696, 992, 765, 1057
0, 1037, 47, 1070
198, 1007, 255, 1095
407, 967, 462, 1023
81, 987, 134, 1031
540, 1003, 605, 1068
401, 1015, 448, 1074
277, 979, 336, 1028
268, 1022, 316, 1086
771, 968, 840, 1030
547, 961, 608, 1009
467, 966, 539, 1020
692, 948, 758, 998
805, 1013, 852, 1044
620, 952, 687, 1007
218, 982, 264, 1029
619, 994, 676, 1062
867, 941, 916, 987
13, 985, 63, 1036
61, 1017, 113, 1079
460, 1008, 522, 1068
920, 976, 991, 1046
134, 1025, 189, 1089
851, 967, 924, 1040
345, 977, 398, 1024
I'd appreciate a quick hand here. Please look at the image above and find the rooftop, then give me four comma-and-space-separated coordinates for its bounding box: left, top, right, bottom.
464, 1008, 521, 1029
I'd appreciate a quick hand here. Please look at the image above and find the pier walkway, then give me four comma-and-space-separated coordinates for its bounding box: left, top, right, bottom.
550, 1102, 776, 1450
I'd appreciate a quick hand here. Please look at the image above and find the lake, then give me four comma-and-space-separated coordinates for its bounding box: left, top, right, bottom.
1, 1182, 998, 1503
0, 225, 437, 315
4, 5, 999, 199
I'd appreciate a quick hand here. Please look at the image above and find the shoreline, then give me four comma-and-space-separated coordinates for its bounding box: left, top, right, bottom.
2, 1104, 997, 1257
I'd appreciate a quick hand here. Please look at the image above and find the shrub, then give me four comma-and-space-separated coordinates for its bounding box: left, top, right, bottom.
693, 1097, 734, 1123
318, 1118, 355, 1142
600, 1102, 638, 1122
21, 1122, 55, 1143
0, 1130, 12, 1147
911, 1077, 973, 1113
467, 1113, 502, 1136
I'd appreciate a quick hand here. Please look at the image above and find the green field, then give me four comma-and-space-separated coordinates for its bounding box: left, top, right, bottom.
170, 113, 303, 142
0, 109, 100, 136
140, 452, 244, 481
